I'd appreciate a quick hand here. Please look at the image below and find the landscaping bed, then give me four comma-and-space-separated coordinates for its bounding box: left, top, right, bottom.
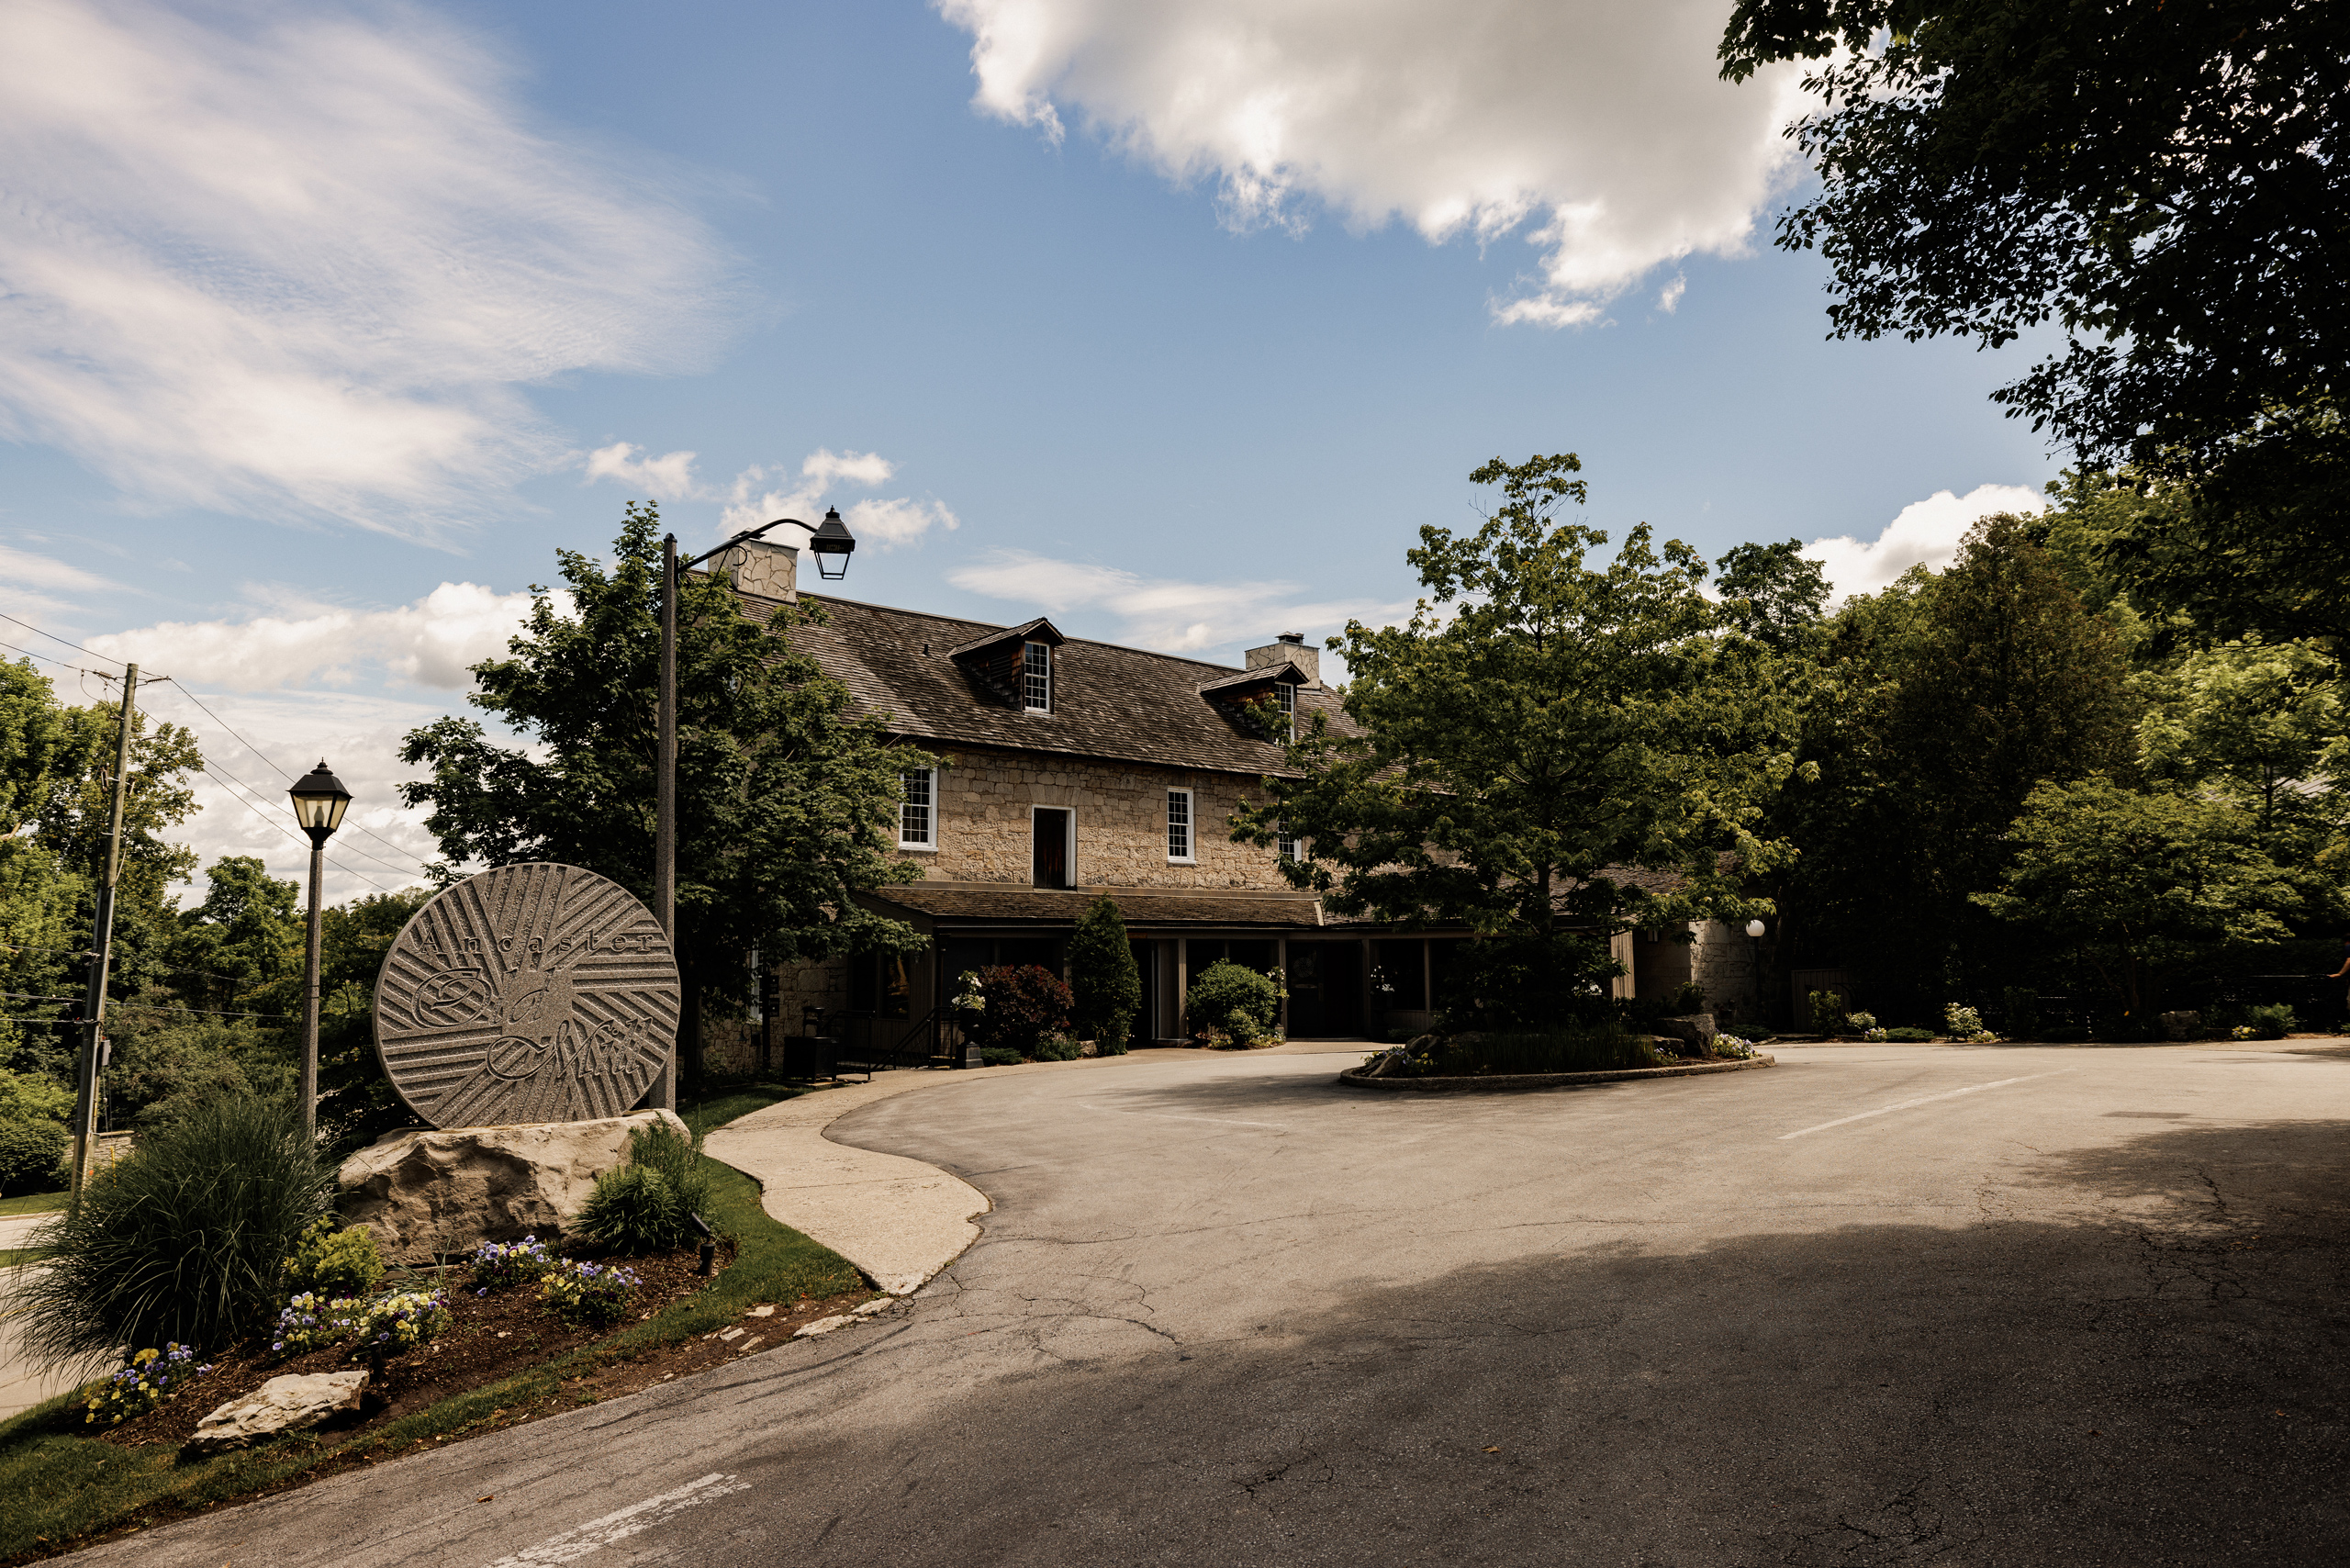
1339, 1054, 1774, 1092
0, 1103, 867, 1563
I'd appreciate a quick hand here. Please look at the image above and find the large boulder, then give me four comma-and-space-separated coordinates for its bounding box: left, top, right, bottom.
339, 1110, 688, 1264
185, 1370, 368, 1454
1654, 1014, 1718, 1052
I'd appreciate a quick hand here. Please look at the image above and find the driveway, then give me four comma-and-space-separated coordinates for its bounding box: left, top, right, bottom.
90, 1041, 2350, 1565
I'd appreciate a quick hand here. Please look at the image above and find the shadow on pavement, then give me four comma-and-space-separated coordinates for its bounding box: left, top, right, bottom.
723, 1119, 2350, 1567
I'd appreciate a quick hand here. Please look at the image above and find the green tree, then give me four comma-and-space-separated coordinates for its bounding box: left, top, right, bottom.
1719, 2, 2350, 483
1714, 539, 1830, 648
1975, 776, 2300, 1019
1233, 454, 1798, 1026
0, 657, 203, 1080
1067, 893, 1140, 1054
1767, 517, 2136, 1015
2136, 637, 2346, 838
400, 503, 928, 1092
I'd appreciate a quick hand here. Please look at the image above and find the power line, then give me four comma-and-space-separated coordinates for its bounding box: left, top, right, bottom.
184, 747, 398, 895
0, 637, 118, 677
148, 678, 433, 879
0, 611, 123, 666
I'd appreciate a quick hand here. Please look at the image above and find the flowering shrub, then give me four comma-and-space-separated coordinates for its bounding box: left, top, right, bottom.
963, 965, 1074, 1057
356, 1291, 451, 1360
272, 1293, 361, 1357
468, 1235, 555, 1293
1862, 1026, 1890, 1042
1716, 1034, 1760, 1058
1943, 1003, 1997, 1043
539, 1260, 641, 1327
84, 1343, 210, 1426
1846, 1011, 1879, 1033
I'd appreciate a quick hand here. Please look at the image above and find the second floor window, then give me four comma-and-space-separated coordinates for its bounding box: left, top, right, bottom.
1167, 789, 1193, 862
1277, 821, 1299, 861
900, 767, 934, 849
1276, 681, 1295, 740
1024, 642, 1051, 711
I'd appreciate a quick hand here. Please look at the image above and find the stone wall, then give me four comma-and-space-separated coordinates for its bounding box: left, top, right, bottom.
906, 745, 1292, 890
1629, 920, 1764, 1022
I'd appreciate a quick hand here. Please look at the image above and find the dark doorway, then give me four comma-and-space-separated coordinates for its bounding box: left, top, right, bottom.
1032, 809, 1071, 889
1287, 941, 1363, 1036
1131, 939, 1158, 1041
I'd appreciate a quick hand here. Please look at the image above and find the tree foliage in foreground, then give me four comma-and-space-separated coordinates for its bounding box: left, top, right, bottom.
1720, 0, 2349, 482
399, 504, 927, 1088
1233, 454, 1802, 1025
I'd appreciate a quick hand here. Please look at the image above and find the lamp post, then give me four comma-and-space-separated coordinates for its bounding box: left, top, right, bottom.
655, 509, 855, 1110
1744, 917, 1768, 1027
289, 761, 352, 1144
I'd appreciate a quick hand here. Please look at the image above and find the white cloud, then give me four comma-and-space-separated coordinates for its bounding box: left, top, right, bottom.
937, 0, 1808, 325
712, 448, 958, 549
1658, 274, 1687, 314
85, 582, 550, 691
0, 0, 739, 538
1804, 484, 2048, 603
137, 681, 450, 904
950, 549, 1406, 659
585, 442, 702, 500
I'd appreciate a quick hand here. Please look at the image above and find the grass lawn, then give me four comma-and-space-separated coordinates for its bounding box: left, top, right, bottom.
0, 1092, 859, 1562
0, 1193, 67, 1219
678, 1078, 817, 1139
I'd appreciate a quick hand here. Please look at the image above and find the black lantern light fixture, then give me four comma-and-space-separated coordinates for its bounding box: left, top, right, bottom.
806, 506, 857, 580
288, 760, 351, 1142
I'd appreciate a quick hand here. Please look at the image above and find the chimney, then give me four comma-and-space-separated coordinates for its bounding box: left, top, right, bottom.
1246, 631, 1318, 689
716, 538, 797, 601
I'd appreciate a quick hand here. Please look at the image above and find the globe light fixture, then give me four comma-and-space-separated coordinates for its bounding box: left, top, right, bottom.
287, 760, 352, 1143
1745, 918, 1766, 938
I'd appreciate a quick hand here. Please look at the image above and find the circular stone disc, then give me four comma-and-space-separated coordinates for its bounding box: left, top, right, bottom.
373, 862, 679, 1128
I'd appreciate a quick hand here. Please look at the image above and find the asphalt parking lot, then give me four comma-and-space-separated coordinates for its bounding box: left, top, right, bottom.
100, 1040, 2350, 1567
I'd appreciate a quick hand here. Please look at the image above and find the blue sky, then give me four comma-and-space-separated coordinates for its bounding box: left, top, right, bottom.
0, 0, 2059, 899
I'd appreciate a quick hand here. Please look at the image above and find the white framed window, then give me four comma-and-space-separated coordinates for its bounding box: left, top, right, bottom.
1167, 789, 1194, 863
1023, 642, 1052, 712
1276, 681, 1296, 740
899, 767, 935, 849
1277, 821, 1298, 861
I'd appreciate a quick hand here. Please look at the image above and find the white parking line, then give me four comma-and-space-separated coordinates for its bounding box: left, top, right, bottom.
484, 1472, 751, 1566
1778, 1070, 2073, 1140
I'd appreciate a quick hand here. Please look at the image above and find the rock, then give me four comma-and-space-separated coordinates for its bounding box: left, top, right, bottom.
1654, 1014, 1718, 1052
851, 1297, 894, 1317
185, 1371, 368, 1454
2160, 1010, 2203, 1042
793, 1314, 855, 1339
339, 1109, 689, 1264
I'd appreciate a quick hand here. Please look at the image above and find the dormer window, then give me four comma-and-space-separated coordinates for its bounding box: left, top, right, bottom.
1023, 641, 1052, 712
1275, 681, 1295, 740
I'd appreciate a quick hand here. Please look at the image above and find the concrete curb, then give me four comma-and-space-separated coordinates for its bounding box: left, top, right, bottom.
1337, 1054, 1776, 1093
701, 1055, 1136, 1296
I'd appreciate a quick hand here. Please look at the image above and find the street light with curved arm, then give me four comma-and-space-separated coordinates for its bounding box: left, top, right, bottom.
651, 509, 856, 1108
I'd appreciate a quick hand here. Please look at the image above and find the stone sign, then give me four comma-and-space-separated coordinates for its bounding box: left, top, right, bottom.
374, 862, 679, 1127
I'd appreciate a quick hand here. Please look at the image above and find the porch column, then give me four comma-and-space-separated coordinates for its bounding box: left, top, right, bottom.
1277, 936, 1290, 1036
1176, 936, 1189, 1040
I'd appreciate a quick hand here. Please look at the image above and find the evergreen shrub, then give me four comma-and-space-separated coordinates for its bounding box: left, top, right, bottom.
0, 1116, 66, 1196
1068, 893, 1140, 1054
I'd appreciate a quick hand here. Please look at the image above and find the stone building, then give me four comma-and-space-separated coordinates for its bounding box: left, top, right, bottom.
711, 537, 1760, 1060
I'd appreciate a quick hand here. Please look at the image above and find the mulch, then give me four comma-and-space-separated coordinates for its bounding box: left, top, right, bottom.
71, 1242, 869, 1456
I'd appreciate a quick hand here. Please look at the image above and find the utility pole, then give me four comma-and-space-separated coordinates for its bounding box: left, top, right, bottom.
68, 662, 138, 1196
